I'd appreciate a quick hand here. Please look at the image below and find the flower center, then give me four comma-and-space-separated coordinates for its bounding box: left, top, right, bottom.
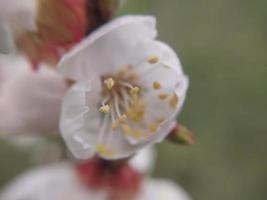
99, 66, 145, 127
95, 56, 180, 157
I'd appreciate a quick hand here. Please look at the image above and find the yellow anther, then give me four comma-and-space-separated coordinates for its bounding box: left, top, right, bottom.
96, 144, 114, 158
105, 149, 115, 157
120, 124, 142, 139
169, 93, 179, 108
149, 124, 159, 133
130, 87, 140, 96
157, 117, 165, 124
112, 114, 128, 130
147, 55, 160, 64
119, 114, 128, 122
149, 117, 165, 133
153, 81, 161, 90
104, 78, 115, 90
158, 93, 169, 100
96, 144, 106, 154
120, 124, 132, 135
127, 100, 146, 122
99, 104, 110, 113
133, 129, 142, 139
112, 121, 119, 130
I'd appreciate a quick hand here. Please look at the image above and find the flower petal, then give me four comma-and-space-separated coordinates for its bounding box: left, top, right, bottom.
60, 79, 103, 159
58, 15, 157, 81
0, 55, 67, 135
137, 178, 191, 200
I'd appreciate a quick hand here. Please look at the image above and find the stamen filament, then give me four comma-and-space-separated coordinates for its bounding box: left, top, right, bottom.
119, 81, 134, 89
113, 93, 122, 117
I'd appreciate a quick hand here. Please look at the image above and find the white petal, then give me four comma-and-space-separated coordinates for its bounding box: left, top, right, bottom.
60, 79, 102, 159
122, 40, 188, 145
174, 75, 189, 116
123, 67, 179, 145
0, 54, 67, 136
58, 15, 157, 81
97, 129, 144, 160
137, 178, 191, 200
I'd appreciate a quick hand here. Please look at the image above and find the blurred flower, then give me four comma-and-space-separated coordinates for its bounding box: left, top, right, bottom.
0, 162, 191, 200
76, 158, 142, 199
58, 15, 189, 160
0, 54, 67, 135
75, 147, 155, 191
136, 179, 191, 200
0, 0, 118, 68
129, 147, 156, 175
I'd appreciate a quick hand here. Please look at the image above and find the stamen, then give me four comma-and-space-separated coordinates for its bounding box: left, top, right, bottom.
147, 55, 160, 64
104, 78, 115, 90
169, 93, 179, 108
120, 124, 142, 139
96, 144, 114, 158
121, 89, 130, 110
132, 129, 142, 139
149, 124, 159, 133
149, 117, 165, 133
153, 81, 161, 90
99, 104, 110, 113
158, 93, 169, 100
120, 81, 134, 89
120, 124, 132, 135
101, 95, 110, 106
112, 114, 128, 130
114, 93, 122, 117
96, 144, 106, 154
130, 87, 140, 96
127, 99, 146, 123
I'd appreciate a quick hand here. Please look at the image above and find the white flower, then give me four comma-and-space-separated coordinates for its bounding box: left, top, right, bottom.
58, 15, 189, 160
0, 54, 67, 135
0, 163, 191, 200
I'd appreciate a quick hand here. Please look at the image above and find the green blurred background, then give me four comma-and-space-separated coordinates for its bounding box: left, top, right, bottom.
1, 0, 267, 200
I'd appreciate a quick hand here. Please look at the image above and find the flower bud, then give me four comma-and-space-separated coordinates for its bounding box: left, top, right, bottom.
107, 164, 142, 200
168, 123, 195, 145
16, 0, 119, 69
75, 158, 105, 188
75, 158, 142, 200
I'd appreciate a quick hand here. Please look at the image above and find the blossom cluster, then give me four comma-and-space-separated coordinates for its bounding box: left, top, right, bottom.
0, 1, 192, 199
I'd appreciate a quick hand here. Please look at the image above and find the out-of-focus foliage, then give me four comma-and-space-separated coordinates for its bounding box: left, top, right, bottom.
1, 1, 267, 200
